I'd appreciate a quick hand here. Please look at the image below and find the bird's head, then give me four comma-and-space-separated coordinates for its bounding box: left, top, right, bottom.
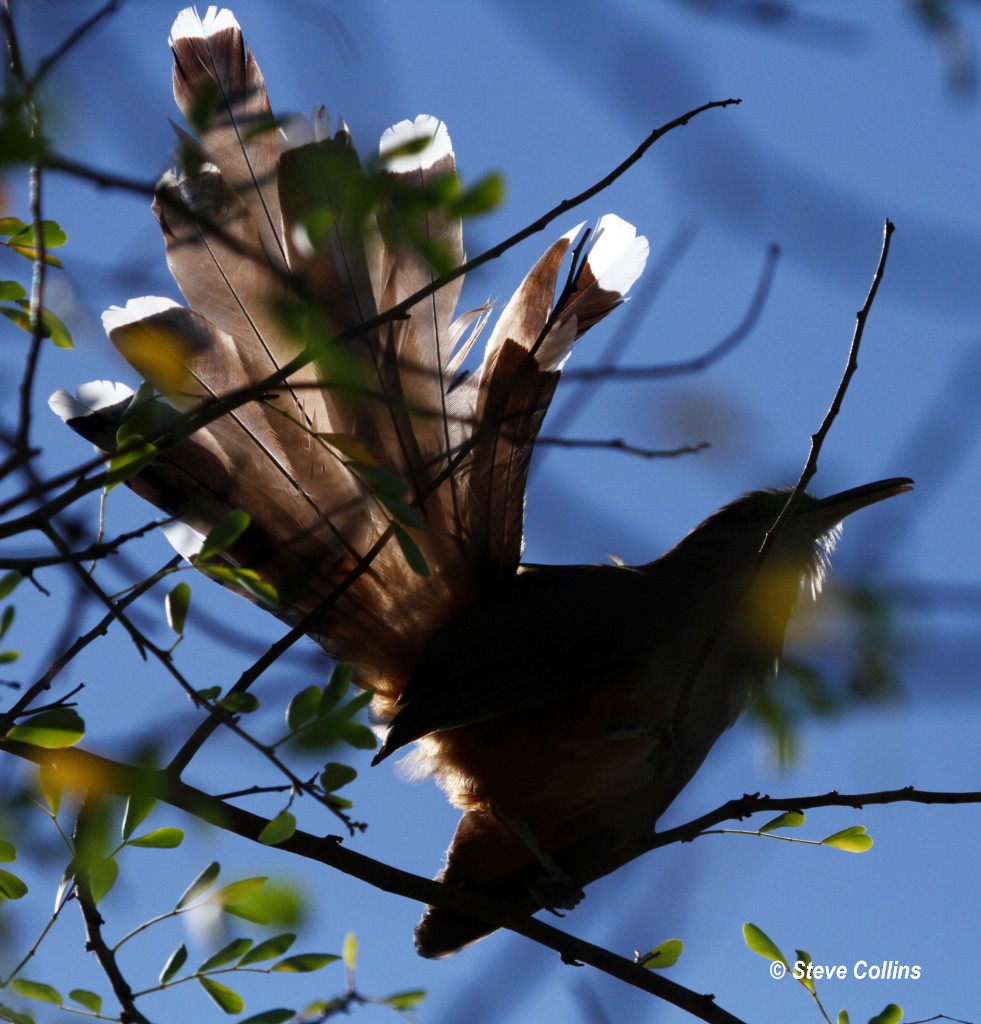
658, 477, 914, 652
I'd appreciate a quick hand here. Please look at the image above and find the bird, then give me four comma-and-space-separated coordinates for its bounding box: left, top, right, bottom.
50, 6, 912, 958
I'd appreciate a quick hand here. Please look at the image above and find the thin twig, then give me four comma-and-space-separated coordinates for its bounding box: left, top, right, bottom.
535, 436, 709, 459
758, 220, 895, 558
31, 0, 124, 86
671, 220, 894, 729
565, 242, 781, 382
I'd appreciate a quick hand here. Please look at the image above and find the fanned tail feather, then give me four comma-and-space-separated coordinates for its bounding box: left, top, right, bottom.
52, 5, 648, 714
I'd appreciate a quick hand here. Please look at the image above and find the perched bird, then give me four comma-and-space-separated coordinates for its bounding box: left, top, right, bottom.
51, 6, 912, 958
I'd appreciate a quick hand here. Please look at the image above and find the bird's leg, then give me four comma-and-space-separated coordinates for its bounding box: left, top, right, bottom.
606, 719, 691, 778
492, 805, 585, 914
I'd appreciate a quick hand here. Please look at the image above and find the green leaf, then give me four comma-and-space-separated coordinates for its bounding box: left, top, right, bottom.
0, 218, 27, 237
105, 440, 157, 491
272, 953, 340, 973
38, 764, 61, 813
130, 827, 185, 849
335, 720, 377, 750
287, 685, 322, 731
218, 692, 260, 714
68, 990, 102, 1014
9, 221, 67, 250
198, 937, 254, 972
343, 931, 357, 971
319, 664, 353, 714
0, 281, 26, 301
0, 571, 22, 599
160, 943, 188, 984
122, 790, 157, 840
454, 171, 505, 216
838, 1012, 850, 1024
9, 981, 61, 1005
197, 976, 244, 1015
637, 938, 683, 970
821, 826, 873, 853
89, 857, 119, 904
377, 494, 423, 530
742, 923, 787, 967
166, 582, 191, 637
759, 811, 805, 834
238, 1011, 295, 1024
320, 762, 357, 793
238, 934, 296, 965
196, 509, 251, 562
210, 876, 268, 907
384, 990, 426, 1010
0, 650, 19, 664
258, 811, 296, 847
0, 605, 15, 641
0, 839, 15, 862
7, 708, 84, 748
867, 1005, 903, 1024
354, 463, 408, 498
337, 689, 373, 720
794, 949, 816, 995
196, 686, 223, 702
41, 307, 72, 349
176, 861, 220, 908
392, 523, 429, 577
201, 564, 280, 607
0, 868, 28, 900
0, 1002, 36, 1024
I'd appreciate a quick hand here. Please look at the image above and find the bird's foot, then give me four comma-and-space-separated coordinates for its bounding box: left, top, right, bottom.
531, 871, 586, 916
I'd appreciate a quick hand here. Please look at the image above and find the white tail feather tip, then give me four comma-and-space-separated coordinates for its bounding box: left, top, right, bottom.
48, 381, 135, 423
169, 6, 239, 46
586, 214, 649, 296
102, 297, 183, 335
379, 115, 453, 174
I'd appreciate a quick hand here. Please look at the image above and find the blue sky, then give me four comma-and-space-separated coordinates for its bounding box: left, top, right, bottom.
2, 3, 980, 1023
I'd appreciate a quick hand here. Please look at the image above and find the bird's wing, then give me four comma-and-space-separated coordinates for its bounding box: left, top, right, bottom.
373, 563, 659, 761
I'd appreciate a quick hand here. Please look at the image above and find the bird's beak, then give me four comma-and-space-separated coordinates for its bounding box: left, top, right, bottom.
804, 477, 914, 521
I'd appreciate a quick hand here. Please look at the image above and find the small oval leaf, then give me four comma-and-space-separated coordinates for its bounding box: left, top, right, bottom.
198, 938, 253, 972
821, 825, 873, 853
742, 923, 787, 967
122, 790, 157, 841
38, 764, 61, 813
196, 510, 250, 562
320, 762, 357, 793
68, 990, 102, 1014
10, 980, 61, 1005
176, 862, 220, 909
343, 931, 358, 971
272, 953, 340, 974
89, 857, 119, 905
0, 868, 29, 900
209, 876, 268, 907
239, 934, 296, 966
637, 938, 683, 970
7, 708, 84, 749
384, 990, 426, 1010
166, 582, 191, 637
160, 943, 188, 984
238, 1011, 296, 1024
759, 811, 805, 834
287, 686, 321, 731
0, 839, 15, 862
197, 976, 244, 1015
130, 827, 185, 849
258, 812, 296, 847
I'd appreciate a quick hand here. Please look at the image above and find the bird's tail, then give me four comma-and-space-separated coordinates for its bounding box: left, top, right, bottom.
50, 6, 649, 708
